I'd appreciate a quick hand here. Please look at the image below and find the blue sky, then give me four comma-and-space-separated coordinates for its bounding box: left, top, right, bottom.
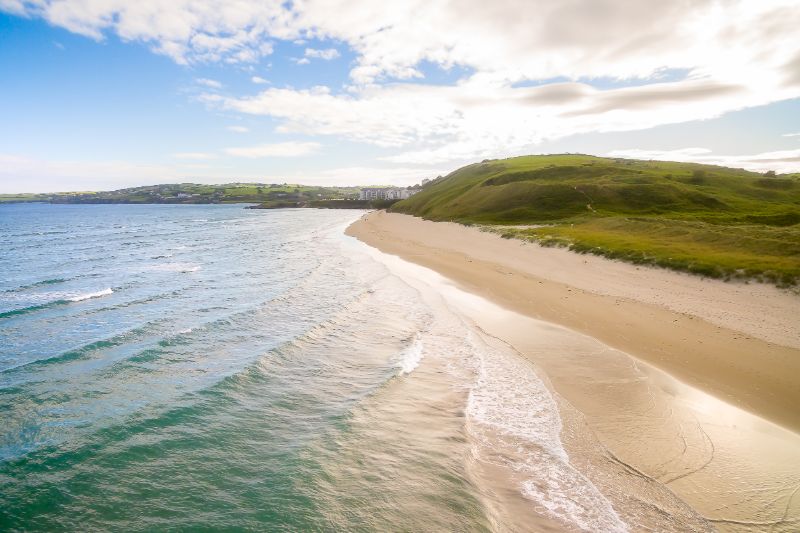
0, 1, 798, 192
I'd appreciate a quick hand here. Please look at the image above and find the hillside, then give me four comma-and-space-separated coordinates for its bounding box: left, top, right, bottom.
392, 154, 800, 285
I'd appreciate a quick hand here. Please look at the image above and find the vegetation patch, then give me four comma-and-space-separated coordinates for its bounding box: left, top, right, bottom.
391, 154, 800, 286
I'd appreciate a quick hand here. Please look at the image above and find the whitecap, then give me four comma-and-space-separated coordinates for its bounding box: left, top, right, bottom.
68, 288, 114, 302
397, 333, 424, 375
145, 263, 201, 273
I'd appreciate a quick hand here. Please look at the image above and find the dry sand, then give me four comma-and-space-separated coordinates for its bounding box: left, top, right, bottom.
347, 210, 800, 531
347, 211, 800, 432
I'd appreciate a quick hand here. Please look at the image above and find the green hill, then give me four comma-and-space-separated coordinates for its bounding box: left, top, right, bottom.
391, 154, 800, 286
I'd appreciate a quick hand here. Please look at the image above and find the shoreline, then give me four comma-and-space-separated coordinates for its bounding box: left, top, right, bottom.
346, 211, 800, 433
347, 210, 800, 530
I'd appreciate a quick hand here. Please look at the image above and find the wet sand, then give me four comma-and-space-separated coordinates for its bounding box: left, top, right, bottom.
347, 211, 800, 532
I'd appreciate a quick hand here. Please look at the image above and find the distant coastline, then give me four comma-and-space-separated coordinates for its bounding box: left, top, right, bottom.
0, 183, 363, 206
1, 182, 421, 211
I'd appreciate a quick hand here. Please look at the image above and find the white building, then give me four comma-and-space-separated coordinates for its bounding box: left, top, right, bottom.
359, 187, 420, 201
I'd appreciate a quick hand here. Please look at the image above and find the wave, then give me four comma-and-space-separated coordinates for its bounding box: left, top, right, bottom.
0, 300, 65, 319
3, 278, 70, 292
397, 334, 424, 375
6, 229, 70, 238
0, 288, 114, 319
68, 288, 113, 302
0, 320, 160, 374
465, 330, 628, 533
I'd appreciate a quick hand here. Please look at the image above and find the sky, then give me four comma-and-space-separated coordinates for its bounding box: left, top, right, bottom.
0, 0, 799, 193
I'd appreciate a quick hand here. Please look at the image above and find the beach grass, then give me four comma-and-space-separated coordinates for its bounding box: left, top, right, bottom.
499, 217, 800, 285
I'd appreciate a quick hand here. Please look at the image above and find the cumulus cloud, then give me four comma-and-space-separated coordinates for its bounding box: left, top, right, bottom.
605, 147, 800, 174
4, 0, 800, 170
224, 141, 321, 158
226, 125, 250, 133
6, 1, 285, 64
251, 76, 269, 84
304, 47, 339, 60
0, 0, 27, 16
8, 1, 799, 84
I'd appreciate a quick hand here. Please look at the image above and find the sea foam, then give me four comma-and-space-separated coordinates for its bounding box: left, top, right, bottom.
398, 334, 424, 374
68, 288, 114, 302
465, 331, 628, 533
145, 262, 201, 273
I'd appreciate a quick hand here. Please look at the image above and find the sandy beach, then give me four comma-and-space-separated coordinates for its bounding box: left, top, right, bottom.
347, 211, 800, 430
347, 210, 800, 531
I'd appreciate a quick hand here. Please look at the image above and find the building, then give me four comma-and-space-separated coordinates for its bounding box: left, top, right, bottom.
359, 187, 420, 201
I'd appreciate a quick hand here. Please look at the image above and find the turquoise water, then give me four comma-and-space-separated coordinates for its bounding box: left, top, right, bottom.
0, 204, 490, 531
1, 204, 727, 532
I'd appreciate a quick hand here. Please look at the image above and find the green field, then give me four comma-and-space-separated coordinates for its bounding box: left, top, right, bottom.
392, 154, 800, 286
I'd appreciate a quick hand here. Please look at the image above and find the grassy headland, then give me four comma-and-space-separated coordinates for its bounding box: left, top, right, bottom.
391, 154, 800, 285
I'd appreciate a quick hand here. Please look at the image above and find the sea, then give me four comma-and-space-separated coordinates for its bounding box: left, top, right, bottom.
0, 203, 711, 532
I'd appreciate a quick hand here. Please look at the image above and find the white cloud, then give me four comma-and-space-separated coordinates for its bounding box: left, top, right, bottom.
3, 0, 800, 172
293, 57, 310, 65
783, 132, 800, 137
606, 147, 800, 174
9, 1, 798, 86
8, 2, 284, 64
208, 75, 796, 164
0, 0, 26, 16
226, 125, 250, 133
251, 76, 269, 84
304, 47, 339, 60
173, 152, 216, 159
195, 77, 222, 89
225, 141, 321, 158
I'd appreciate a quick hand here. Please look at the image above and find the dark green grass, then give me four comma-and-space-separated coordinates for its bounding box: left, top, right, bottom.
392, 154, 800, 286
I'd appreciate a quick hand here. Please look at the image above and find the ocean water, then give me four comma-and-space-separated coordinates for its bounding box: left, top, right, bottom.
0, 203, 675, 531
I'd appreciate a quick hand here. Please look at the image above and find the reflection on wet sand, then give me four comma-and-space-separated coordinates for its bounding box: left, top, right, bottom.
370, 244, 800, 532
